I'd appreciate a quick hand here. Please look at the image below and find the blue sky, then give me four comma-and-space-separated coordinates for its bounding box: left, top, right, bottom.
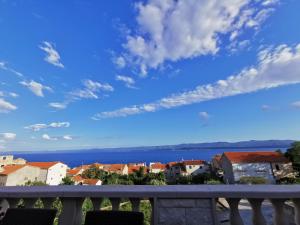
0, 0, 300, 151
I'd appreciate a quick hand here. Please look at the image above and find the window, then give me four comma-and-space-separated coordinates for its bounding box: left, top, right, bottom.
275, 164, 280, 170
3, 157, 6, 160
189, 166, 192, 169
199, 166, 203, 169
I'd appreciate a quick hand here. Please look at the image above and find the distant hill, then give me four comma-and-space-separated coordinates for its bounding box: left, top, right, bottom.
82, 139, 295, 152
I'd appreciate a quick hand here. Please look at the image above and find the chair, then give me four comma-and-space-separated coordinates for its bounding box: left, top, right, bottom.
0, 208, 57, 225
84, 210, 144, 225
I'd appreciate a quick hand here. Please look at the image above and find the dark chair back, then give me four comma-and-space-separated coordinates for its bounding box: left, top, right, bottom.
84, 211, 144, 225
0, 208, 57, 225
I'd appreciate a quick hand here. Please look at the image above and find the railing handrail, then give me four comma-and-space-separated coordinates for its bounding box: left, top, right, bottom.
1, 185, 300, 198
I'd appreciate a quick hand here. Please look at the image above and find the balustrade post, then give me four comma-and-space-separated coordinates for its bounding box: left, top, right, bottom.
248, 198, 267, 225
6, 198, 20, 208
293, 199, 300, 225
130, 198, 140, 212
23, 198, 37, 208
91, 198, 103, 211
271, 199, 288, 225
226, 198, 244, 225
42, 198, 56, 209
110, 198, 121, 211
59, 198, 84, 225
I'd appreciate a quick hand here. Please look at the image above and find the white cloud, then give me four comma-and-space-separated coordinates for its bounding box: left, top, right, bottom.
0, 61, 24, 78
199, 112, 210, 120
0, 133, 16, 141
63, 135, 73, 140
39, 41, 64, 68
118, 0, 279, 75
93, 43, 300, 119
20, 80, 52, 97
0, 98, 17, 113
70, 79, 114, 100
113, 56, 126, 68
42, 134, 73, 141
115, 75, 136, 88
42, 134, 58, 141
25, 122, 70, 132
9, 92, 19, 98
291, 101, 300, 108
48, 102, 67, 110
261, 104, 271, 111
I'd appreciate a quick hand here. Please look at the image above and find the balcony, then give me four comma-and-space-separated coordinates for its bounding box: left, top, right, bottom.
0, 185, 300, 225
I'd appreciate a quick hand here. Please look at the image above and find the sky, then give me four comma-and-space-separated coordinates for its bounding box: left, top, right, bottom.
0, 0, 300, 151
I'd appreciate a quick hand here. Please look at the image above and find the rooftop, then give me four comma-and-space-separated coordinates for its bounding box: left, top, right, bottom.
223, 151, 289, 163
27, 161, 61, 169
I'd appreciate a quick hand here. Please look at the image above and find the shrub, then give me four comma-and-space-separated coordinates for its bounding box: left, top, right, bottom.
239, 176, 268, 184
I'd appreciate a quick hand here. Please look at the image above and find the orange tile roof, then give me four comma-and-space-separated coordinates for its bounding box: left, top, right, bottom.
104, 164, 126, 172
150, 163, 166, 170
72, 175, 84, 182
67, 168, 81, 176
128, 165, 145, 174
82, 179, 101, 185
0, 165, 26, 175
223, 151, 289, 163
182, 160, 205, 165
27, 162, 60, 169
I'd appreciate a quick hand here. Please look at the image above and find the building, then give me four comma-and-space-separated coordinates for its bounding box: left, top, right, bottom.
165, 160, 209, 181
27, 162, 68, 185
71, 175, 102, 186
149, 162, 166, 173
220, 151, 294, 184
102, 164, 128, 175
0, 155, 26, 168
0, 165, 40, 186
128, 165, 146, 174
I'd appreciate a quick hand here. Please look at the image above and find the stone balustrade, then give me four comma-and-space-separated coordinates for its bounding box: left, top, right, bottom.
0, 185, 300, 225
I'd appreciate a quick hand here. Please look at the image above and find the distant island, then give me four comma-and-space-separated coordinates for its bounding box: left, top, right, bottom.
78, 139, 294, 152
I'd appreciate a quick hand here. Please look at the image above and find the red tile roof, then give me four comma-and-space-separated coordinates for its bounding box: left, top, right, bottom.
0, 165, 26, 175
150, 163, 166, 170
182, 160, 205, 165
223, 151, 289, 163
104, 164, 126, 172
82, 179, 101, 185
27, 162, 60, 169
128, 165, 145, 174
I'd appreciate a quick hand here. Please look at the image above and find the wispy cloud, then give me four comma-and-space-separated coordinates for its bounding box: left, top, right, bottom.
117, 0, 279, 75
25, 122, 70, 132
0, 133, 16, 141
291, 101, 300, 108
93, 43, 300, 119
199, 112, 211, 120
0, 61, 24, 78
20, 80, 52, 97
115, 75, 136, 89
39, 41, 64, 68
48, 102, 67, 110
42, 134, 73, 141
0, 98, 17, 113
70, 79, 114, 100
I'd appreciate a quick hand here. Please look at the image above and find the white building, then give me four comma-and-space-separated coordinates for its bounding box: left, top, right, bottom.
0, 155, 26, 168
149, 162, 166, 173
0, 165, 40, 186
220, 151, 294, 184
27, 162, 68, 185
165, 160, 209, 181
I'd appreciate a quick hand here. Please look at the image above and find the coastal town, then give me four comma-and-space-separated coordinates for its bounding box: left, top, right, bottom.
0, 150, 297, 186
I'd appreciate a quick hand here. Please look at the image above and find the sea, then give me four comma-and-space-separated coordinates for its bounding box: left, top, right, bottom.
10, 147, 287, 168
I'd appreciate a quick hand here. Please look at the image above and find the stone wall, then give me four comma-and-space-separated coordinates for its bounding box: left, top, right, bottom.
157, 198, 216, 225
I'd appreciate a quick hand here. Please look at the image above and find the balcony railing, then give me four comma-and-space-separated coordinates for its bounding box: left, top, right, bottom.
0, 185, 300, 225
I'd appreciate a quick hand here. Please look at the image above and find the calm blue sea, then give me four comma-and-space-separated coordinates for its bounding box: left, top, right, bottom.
11, 147, 286, 168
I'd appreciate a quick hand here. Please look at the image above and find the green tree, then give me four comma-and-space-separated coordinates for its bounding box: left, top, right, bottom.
82, 166, 108, 180
60, 176, 75, 185
285, 142, 300, 167
25, 180, 47, 186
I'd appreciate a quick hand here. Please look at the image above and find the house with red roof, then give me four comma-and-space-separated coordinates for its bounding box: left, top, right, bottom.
0, 164, 40, 186
27, 161, 68, 185
220, 151, 294, 184
149, 162, 166, 173
165, 160, 209, 181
